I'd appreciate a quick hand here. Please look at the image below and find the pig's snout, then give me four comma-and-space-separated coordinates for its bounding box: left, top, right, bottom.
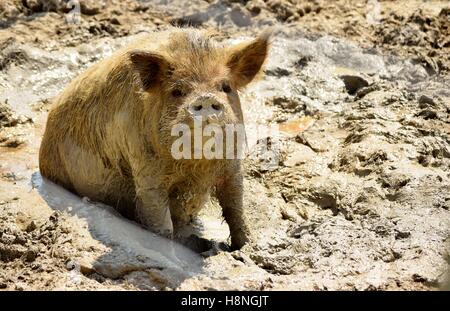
187, 95, 225, 124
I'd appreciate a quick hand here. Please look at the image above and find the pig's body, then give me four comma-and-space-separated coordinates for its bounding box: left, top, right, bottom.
39, 28, 269, 248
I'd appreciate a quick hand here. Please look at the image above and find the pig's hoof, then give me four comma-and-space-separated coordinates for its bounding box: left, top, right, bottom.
201, 241, 230, 257
231, 235, 249, 251
157, 229, 173, 239
176, 234, 229, 255
149, 226, 173, 239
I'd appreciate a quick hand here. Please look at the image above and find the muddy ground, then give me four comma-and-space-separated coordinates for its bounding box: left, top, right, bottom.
1, 0, 449, 290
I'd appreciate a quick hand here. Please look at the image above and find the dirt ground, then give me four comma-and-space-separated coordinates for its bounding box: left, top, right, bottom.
1, 0, 449, 290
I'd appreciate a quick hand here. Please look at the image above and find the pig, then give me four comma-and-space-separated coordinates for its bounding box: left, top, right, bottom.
39, 27, 270, 249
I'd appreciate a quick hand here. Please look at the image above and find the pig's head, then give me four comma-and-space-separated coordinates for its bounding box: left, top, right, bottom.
129, 29, 270, 159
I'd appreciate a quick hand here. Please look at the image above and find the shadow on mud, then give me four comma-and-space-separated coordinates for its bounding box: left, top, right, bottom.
31, 172, 206, 288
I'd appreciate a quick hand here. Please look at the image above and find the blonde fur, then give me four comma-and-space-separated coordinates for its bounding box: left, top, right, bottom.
39, 27, 270, 248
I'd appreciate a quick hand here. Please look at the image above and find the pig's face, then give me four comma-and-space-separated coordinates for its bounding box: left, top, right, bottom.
129, 29, 270, 158
160, 62, 242, 130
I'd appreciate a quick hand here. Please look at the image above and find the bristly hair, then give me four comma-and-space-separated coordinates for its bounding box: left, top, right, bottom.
160, 28, 226, 84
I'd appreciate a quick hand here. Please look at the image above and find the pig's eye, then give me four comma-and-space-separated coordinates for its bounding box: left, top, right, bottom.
171, 89, 184, 98
221, 83, 232, 93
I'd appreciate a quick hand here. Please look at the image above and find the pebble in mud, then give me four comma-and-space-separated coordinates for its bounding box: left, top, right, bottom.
339, 75, 369, 95
23, 248, 37, 262
418, 94, 436, 107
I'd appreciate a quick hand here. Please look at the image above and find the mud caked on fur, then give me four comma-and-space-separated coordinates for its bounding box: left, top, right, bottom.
39, 27, 271, 249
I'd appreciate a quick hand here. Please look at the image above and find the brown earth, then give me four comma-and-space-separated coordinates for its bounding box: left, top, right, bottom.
1, 0, 449, 290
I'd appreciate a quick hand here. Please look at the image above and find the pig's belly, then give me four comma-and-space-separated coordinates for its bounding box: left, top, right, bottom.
59, 137, 133, 207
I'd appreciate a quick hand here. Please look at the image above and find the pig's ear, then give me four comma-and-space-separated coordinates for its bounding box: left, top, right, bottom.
129, 51, 169, 91
226, 30, 271, 88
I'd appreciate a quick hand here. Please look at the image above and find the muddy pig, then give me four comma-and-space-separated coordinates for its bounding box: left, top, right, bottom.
39, 28, 270, 249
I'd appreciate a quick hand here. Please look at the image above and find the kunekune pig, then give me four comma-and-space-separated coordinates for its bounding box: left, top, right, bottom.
39, 28, 270, 249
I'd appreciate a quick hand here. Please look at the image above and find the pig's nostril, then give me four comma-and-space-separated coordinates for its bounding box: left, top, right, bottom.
193, 104, 203, 111
211, 103, 222, 111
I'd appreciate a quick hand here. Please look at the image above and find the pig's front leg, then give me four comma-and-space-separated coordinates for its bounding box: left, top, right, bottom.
216, 165, 250, 250
135, 187, 173, 238
131, 162, 173, 238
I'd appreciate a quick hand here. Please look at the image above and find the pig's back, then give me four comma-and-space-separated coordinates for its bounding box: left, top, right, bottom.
40, 32, 170, 188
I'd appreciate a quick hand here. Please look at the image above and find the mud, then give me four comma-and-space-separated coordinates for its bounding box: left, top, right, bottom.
1, 0, 449, 290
